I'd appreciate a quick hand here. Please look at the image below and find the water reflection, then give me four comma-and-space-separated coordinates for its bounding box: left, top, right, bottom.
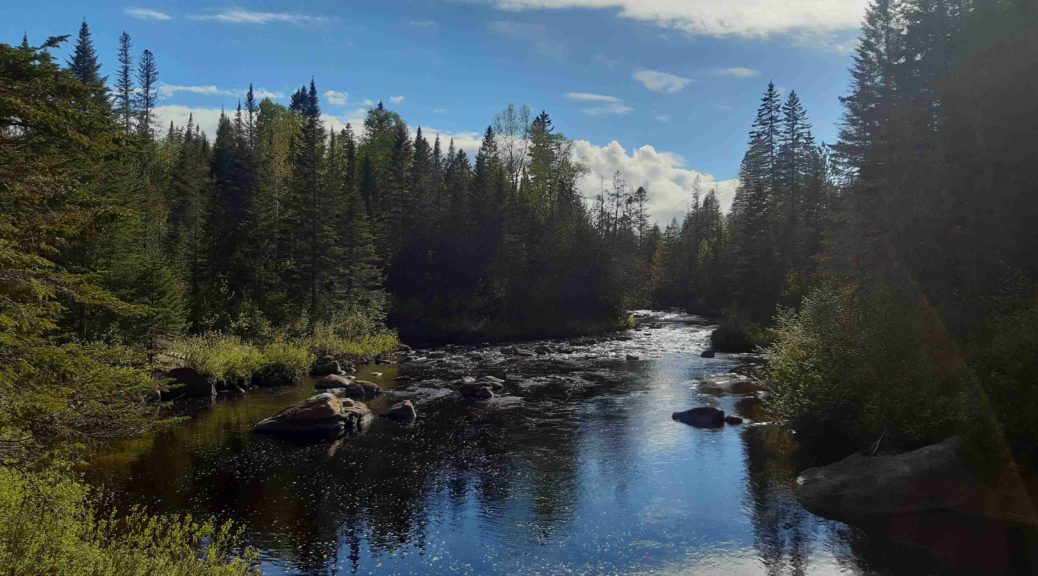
85, 314, 1035, 575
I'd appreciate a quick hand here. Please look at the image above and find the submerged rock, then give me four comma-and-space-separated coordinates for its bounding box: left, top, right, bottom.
724, 415, 744, 425
796, 437, 973, 521
459, 381, 494, 400
698, 373, 759, 395
314, 374, 356, 389
253, 393, 371, 439
335, 379, 383, 399
386, 399, 417, 421
701, 349, 716, 358
672, 406, 725, 428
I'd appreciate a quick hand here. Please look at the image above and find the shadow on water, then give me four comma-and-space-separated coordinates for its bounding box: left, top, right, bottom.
85, 311, 1038, 575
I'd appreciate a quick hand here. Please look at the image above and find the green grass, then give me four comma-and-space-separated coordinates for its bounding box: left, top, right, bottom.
300, 323, 399, 361
169, 333, 264, 386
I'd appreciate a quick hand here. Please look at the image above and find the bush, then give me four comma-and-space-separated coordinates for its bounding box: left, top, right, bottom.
169, 334, 264, 386
973, 298, 1038, 461
763, 283, 972, 453
0, 467, 257, 575
711, 309, 769, 352
256, 341, 315, 385
301, 323, 399, 361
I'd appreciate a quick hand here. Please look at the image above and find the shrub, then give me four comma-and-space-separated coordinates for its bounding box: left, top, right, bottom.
169, 334, 264, 386
763, 283, 971, 453
711, 309, 769, 352
301, 323, 399, 361
0, 467, 257, 576
257, 341, 315, 385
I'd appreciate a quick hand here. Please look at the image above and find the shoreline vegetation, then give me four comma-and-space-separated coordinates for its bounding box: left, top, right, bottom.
3, 0, 1038, 572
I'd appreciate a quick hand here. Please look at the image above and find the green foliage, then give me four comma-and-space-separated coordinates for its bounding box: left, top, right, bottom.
258, 341, 314, 383
763, 283, 972, 450
711, 309, 769, 353
972, 298, 1038, 460
0, 467, 257, 576
169, 333, 263, 386
301, 322, 399, 361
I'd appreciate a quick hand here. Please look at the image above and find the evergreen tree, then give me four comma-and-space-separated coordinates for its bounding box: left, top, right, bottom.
134, 49, 158, 139
114, 31, 134, 133
66, 19, 104, 86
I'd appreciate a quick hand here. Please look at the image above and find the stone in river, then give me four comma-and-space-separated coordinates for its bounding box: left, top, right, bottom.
672, 406, 725, 428
314, 373, 355, 389
254, 393, 371, 439
386, 400, 417, 421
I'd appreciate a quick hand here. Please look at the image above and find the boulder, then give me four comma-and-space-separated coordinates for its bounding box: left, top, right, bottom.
335, 379, 383, 400
796, 437, 973, 521
314, 373, 355, 389
475, 375, 505, 391
626, 354, 640, 362
698, 373, 760, 395
701, 349, 716, 358
724, 415, 744, 425
252, 365, 300, 387
386, 400, 417, 421
534, 345, 552, 355
397, 344, 413, 352
459, 381, 494, 400
167, 367, 216, 399
312, 356, 341, 376
672, 406, 725, 428
254, 393, 371, 439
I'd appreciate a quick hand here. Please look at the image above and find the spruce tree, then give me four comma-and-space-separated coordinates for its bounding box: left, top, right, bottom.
67, 19, 104, 86
115, 32, 134, 133
134, 49, 158, 139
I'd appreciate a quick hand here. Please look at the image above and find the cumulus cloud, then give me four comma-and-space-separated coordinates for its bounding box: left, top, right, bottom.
572, 140, 737, 224
487, 21, 566, 59
484, 0, 866, 49
389, 95, 406, 105
125, 7, 173, 20
190, 9, 331, 25
324, 90, 349, 106
153, 105, 225, 137
633, 70, 692, 94
714, 66, 759, 78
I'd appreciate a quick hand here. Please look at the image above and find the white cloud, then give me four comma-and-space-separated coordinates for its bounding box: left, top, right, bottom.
157, 83, 284, 101
361, 98, 375, 106
324, 90, 349, 106
125, 7, 173, 20
633, 69, 693, 94
389, 95, 406, 105
190, 9, 331, 25
484, 0, 866, 48
572, 140, 738, 224
487, 21, 566, 59
565, 92, 622, 103
153, 105, 225, 138
714, 66, 759, 78
565, 92, 633, 115
652, 112, 671, 123
409, 20, 436, 27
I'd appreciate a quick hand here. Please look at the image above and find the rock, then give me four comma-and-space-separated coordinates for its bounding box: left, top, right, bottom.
724, 415, 744, 425
475, 375, 505, 391
427, 351, 447, 359
701, 349, 716, 358
698, 373, 759, 395
386, 400, 417, 421
314, 374, 355, 389
254, 393, 371, 439
534, 345, 552, 355
672, 406, 725, 428
459, 381, 494, 400
397, 344, 413, 352
796, 437, 973, 521
336, 379, 383, 399
625, 354, 640, 362
312, 357, 341, 376
167, 367, 216, 399
252, 365, 300, 387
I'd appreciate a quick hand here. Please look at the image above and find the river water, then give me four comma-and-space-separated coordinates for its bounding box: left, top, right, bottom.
85, 311, 1030, 575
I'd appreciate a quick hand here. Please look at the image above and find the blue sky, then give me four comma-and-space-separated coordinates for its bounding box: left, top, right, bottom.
5, 1, 867, 222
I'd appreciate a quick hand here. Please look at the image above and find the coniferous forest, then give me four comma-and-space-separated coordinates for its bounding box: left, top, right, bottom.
2, 0, 1038, 573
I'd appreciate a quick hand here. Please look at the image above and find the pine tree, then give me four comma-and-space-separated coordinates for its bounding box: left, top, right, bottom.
67, 19, 104, 86
115, 32, 134, 133
134, 49, 158, 139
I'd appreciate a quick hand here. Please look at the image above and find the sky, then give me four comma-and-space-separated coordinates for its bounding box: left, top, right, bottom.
5, 1, 868, 224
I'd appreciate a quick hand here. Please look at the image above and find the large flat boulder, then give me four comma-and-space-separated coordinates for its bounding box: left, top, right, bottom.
314, 373, 356, 389
254, 393, 371, 440
167, 367, 216, 399
796, 437, 972, 521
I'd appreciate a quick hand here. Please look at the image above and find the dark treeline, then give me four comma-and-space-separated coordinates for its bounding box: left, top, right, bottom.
65, 31, 628, 344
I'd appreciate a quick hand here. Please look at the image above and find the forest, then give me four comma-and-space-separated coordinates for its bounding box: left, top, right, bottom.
1, 0, 1037, 573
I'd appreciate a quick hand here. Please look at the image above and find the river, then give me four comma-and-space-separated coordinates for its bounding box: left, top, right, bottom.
85, 311, 1029, 575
